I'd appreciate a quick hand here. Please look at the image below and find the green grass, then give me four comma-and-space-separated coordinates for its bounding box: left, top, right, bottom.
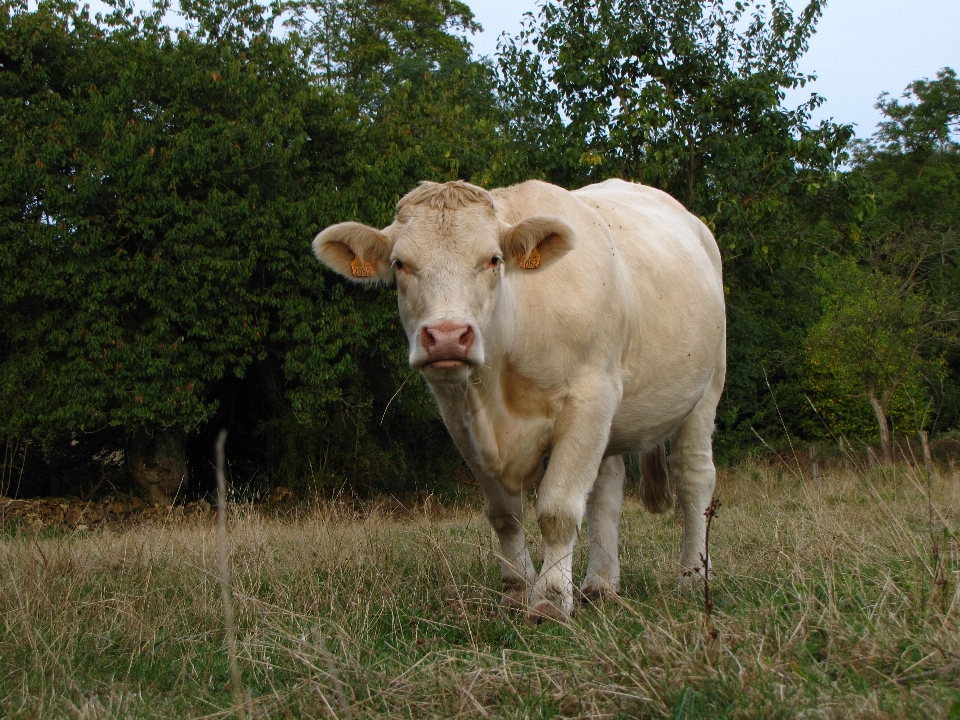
2, 459, 959, 718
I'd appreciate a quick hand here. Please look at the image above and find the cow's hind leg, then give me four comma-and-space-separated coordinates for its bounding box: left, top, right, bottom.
671, 356, 725, 576
581, 455, 625, 602
480, 476, 536, 608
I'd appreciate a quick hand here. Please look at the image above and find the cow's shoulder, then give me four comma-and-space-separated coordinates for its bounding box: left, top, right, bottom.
488, 180, 585, 225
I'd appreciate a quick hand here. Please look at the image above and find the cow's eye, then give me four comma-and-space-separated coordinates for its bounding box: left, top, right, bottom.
393, 259, 404, 271
488, 255, 502, 269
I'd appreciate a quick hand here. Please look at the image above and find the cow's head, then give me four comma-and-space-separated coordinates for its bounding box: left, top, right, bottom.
313, 181, 576, 384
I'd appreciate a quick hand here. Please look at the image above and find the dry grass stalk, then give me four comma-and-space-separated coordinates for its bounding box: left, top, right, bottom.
216, 430, 247, 719
0, 458, 958, 717
694, 497, 721, 633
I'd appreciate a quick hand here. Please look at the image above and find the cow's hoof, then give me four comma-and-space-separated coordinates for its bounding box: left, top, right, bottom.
579, 582, 619, 605
527, 600, 571, 624
527, 585, 574, 623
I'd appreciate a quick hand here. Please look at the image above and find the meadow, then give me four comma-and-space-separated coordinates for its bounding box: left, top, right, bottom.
1, 455, 959, 719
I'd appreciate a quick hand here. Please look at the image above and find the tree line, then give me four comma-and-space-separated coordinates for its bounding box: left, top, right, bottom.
1, 0, 957, 503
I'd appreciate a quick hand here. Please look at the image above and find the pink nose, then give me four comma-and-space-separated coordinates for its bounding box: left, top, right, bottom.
421, 323, 475, 363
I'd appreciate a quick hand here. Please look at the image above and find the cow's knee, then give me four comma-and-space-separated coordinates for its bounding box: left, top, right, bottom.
484, 507, 521, 534
538, 511, 578, 548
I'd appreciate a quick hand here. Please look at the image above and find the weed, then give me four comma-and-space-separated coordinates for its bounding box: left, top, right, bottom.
1, 459, 958, 717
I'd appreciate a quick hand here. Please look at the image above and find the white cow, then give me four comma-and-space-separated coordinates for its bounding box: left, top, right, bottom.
313, 179, 726, 620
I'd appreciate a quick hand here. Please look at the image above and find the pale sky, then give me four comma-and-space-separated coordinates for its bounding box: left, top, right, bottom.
465, 0, 960, 139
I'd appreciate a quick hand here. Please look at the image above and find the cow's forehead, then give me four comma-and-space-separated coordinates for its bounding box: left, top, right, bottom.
393, 203, 501, 257
395, 180, 495, 218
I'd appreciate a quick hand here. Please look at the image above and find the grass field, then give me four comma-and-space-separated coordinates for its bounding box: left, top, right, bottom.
2, 457, 959, 718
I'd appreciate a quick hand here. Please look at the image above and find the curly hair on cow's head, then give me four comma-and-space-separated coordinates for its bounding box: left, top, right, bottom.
396, 180, 496, 218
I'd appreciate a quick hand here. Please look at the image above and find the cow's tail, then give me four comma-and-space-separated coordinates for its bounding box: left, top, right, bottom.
640, 444, 672, 514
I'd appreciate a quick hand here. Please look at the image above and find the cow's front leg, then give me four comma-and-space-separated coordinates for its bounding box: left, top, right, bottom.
479, 476, 536, 608
530, 379, 617, 621
581, 455, 625, 602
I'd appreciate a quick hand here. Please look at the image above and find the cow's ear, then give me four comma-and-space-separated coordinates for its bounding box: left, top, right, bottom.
312, 222, 395, 284
500, 215, 577, 271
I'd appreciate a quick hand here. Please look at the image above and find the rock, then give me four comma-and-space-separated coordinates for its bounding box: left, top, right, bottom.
66, 502, 90, 528
86, 504, 107, 524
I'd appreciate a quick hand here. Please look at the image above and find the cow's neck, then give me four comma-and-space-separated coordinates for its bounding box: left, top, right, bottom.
428, 361, 554, 495
426, 282, 553, 494
429, 378, 502, 480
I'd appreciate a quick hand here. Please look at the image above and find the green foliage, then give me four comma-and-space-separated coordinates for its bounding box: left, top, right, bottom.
0, 0, 498, 496
844, 67, 960, 437
870, 67, 960, 159
852, 68, 960, 255
1, 0, 319, 437
270, 0, 501, 493
495, 0, 869, 459
2, 0, 330, 464
805, 259, 944, 441
495, 0, 861, 254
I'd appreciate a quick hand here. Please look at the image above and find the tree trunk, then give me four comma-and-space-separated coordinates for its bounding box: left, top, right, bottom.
686, 133, 697, 208
128, 427, 188, 505
866, 390, 894, 465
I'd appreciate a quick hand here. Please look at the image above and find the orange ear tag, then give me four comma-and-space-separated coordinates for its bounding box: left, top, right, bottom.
517, 246, 541, 269
350, 256, 374, 277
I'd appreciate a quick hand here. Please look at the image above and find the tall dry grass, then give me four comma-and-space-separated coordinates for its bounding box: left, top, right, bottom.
1, 458, 958, 718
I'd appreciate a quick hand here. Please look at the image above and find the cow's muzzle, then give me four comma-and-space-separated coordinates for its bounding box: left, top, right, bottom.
420, 323, 475, 369
409, 320, 482, 382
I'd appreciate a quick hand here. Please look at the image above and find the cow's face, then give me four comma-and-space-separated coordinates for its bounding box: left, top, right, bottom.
313, 182, 576, 385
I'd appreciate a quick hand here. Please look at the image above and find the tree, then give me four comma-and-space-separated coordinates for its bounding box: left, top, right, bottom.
806, 259, 952, 463
0, 1, 314, 500
869, 67, 960, 159
0, 0, 338, 500
495, 0, 858, 245
0, 0, 502, 501
495, 0, 866, 459
847, 68, 960, 436
267, 0, 502, 494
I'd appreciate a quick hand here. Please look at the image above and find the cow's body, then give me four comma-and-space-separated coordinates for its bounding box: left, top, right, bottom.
313, 179, 725, 620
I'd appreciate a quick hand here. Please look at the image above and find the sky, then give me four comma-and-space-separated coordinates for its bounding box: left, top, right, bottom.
464, 0, 960, 140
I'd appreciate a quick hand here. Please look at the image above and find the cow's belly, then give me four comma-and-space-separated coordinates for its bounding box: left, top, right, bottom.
605, 328, 724, 455
606, 393, 700, 455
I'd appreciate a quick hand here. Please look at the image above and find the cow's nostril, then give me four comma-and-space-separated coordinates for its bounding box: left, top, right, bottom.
422, 323, 474, 362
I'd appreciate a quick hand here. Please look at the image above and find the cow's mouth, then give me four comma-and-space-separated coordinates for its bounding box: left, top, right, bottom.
420, 358, 474, 382
423, 359, 469, 371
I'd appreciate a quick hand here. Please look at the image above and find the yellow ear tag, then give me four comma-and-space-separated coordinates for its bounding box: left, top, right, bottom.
350, 256, 374, 277
517, 246, 541, 269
